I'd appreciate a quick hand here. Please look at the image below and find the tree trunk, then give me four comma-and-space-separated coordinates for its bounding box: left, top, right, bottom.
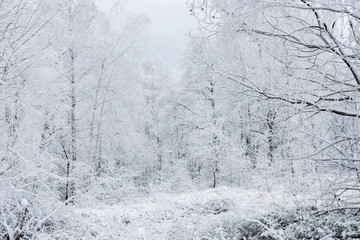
88, 61, 105, 163
70, 45, 77, 198
267, 110, 276, 165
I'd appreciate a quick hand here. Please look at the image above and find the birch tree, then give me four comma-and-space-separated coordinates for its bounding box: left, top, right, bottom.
0, 1, 66, 239
189, 0, 360, 206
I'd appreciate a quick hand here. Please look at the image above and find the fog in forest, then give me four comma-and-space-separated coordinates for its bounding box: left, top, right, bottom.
1, 0, 360, 239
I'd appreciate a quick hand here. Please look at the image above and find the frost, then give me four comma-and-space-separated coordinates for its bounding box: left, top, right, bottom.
43, 187, 294, 239
2, 0, 360, 239
21, 199, 29, 207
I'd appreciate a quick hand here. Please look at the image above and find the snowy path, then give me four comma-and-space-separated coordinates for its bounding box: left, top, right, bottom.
47, 187, 296, 240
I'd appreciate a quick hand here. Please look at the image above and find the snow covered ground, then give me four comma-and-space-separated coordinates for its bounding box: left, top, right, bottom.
42, 187, 296, 240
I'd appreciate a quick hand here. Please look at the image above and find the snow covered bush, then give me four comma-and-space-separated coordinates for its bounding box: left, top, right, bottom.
199, 208, 360, 240
0, 152, 64, 240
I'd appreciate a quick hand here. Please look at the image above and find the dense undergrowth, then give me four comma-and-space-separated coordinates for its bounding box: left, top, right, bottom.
200, 208, 360, 240
3, 187, 360, 239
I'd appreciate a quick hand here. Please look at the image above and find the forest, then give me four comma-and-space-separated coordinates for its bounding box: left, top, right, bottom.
1, 0, 360, 239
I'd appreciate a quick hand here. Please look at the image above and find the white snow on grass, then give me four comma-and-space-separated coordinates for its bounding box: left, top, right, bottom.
43, 187, 296, 240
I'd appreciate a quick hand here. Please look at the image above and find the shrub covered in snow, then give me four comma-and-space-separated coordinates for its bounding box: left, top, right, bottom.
199, 208, 360, 240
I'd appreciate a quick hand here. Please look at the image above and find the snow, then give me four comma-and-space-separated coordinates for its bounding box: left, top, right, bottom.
3, 0, 360, 239
21, 199, 29, 207
44, 187, 295, 240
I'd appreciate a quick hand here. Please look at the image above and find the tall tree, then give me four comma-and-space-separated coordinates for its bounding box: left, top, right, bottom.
188, 0, 360, 206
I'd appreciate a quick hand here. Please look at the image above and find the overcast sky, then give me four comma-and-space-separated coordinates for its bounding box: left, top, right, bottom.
97, 0, 196, 72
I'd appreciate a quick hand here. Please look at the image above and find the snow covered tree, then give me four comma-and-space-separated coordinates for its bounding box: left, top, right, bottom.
188, 0, 360, 206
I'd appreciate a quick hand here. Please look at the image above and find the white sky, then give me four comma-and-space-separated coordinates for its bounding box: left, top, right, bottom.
97, 0, 196, 72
